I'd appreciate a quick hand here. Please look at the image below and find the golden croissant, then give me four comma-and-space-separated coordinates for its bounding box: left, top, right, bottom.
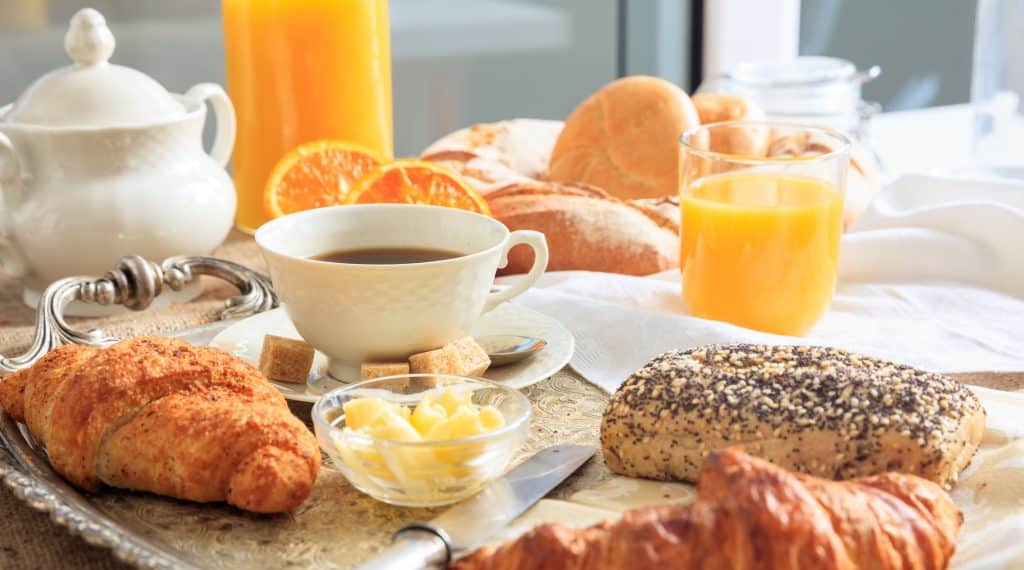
0, 337, 321, 513
453, 448, 961, 570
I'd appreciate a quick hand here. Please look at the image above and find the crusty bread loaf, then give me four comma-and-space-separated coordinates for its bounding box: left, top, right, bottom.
487, 181, 679, 275
601, 344, 985, 488
549, 76, 700, 200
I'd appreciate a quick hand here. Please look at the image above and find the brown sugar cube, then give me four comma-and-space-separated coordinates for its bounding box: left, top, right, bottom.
446, 336, 491, 376
408, 336, 491, 377
409, 346, 457, 375
258, 335, 314, 384
361, 362, 411, 380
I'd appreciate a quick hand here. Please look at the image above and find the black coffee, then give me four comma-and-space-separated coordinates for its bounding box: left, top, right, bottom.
311, 247, 462, 265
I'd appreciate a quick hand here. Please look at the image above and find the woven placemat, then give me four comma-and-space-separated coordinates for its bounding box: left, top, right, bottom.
0, 233, 1020, 569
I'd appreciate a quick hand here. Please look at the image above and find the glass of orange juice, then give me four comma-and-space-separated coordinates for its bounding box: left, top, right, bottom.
222, 0, 394, 233
679, 122, 851, 336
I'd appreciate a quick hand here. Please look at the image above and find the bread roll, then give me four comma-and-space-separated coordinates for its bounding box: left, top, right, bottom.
601, 344, 985, 488
691, 92, 769, 157
549, 76, 700, 200
488, 182, 679, 275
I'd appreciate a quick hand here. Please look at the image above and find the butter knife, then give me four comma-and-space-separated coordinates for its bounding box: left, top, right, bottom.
358, 444, 596, 570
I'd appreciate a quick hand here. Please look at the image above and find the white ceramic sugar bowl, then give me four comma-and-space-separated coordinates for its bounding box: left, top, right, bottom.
0, 8, 236, 312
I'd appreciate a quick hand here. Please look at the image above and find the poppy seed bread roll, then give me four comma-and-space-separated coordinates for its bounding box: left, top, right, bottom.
600, 344, 985, 488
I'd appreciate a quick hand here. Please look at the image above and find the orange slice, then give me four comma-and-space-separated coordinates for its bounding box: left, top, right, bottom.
264, 140, 384, 219
344, 159, 492, 216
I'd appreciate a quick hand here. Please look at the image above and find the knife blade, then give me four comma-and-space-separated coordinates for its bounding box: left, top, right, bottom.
358, 444, 596, 570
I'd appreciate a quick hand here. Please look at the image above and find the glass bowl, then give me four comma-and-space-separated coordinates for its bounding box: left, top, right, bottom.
312, 374, 531, 507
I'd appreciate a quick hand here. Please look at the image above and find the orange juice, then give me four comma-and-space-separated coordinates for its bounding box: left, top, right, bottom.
223, 0, 394, 232
680, 173, 843, 335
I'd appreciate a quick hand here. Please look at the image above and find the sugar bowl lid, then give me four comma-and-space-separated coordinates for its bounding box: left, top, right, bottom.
3, 8, 187, 128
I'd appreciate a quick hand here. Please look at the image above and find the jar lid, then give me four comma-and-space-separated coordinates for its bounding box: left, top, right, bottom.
729, 57, 857, 87
3, 8, 186, 127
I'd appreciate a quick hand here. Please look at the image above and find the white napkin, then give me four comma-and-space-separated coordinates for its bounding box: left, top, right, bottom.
503, 174, 1024, 393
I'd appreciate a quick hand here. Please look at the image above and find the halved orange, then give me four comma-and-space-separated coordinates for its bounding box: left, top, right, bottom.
344, 159, 492, 216
264, 140, 385, 219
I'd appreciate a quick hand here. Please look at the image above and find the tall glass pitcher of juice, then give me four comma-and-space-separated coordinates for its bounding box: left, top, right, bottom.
222, 0, 393, 232
679, 122, 850, 336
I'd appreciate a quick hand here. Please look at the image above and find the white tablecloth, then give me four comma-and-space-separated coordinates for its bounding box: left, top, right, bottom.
504, 173, 1024, 393
498, 170, 1024, 570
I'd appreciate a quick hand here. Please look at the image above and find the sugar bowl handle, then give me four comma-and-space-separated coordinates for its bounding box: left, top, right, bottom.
0, 132, 27, 278
0, 255, 277, 375
186, 83, 236, 168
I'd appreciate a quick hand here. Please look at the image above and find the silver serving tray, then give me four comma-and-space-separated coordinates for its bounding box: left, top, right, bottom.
1, 411, 202, 569
0, 256, 275, 568
0, 255, 609, 569
0, 317, 243, 569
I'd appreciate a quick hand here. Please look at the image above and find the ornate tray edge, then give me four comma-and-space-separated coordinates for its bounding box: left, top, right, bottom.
0, 415, 199, 569
0, 309, 238, 568
0, 255, 277, 568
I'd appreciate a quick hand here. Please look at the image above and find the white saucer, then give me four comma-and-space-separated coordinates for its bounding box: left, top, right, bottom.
210, 302, 575, 402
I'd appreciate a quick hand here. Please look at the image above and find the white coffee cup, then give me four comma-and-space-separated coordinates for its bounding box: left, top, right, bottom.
255, 204, 548, 379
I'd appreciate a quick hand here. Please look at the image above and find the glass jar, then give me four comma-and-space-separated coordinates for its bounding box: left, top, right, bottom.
698, 56, 881, 144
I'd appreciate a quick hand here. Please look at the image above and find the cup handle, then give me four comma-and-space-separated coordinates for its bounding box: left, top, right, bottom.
484, 230, 548, 313
186, 83, 236, 168
0, 132, 26, 278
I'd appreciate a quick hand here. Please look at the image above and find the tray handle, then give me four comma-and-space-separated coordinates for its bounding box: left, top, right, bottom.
0, 255, 278, 375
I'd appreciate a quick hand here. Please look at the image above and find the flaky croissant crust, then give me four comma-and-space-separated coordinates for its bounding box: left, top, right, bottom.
0, 337, 320, 513
452, 448, 961, 570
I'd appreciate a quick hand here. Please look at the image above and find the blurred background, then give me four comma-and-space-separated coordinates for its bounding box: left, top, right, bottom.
0, 0, 1019, 157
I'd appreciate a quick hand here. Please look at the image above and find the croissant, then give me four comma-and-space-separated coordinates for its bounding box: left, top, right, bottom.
452, 448, 961, 570
0, 337, 321, 513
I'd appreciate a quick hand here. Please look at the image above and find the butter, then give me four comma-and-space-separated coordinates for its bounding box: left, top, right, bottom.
334, 387, 516, 505
341, 387, 505, 442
